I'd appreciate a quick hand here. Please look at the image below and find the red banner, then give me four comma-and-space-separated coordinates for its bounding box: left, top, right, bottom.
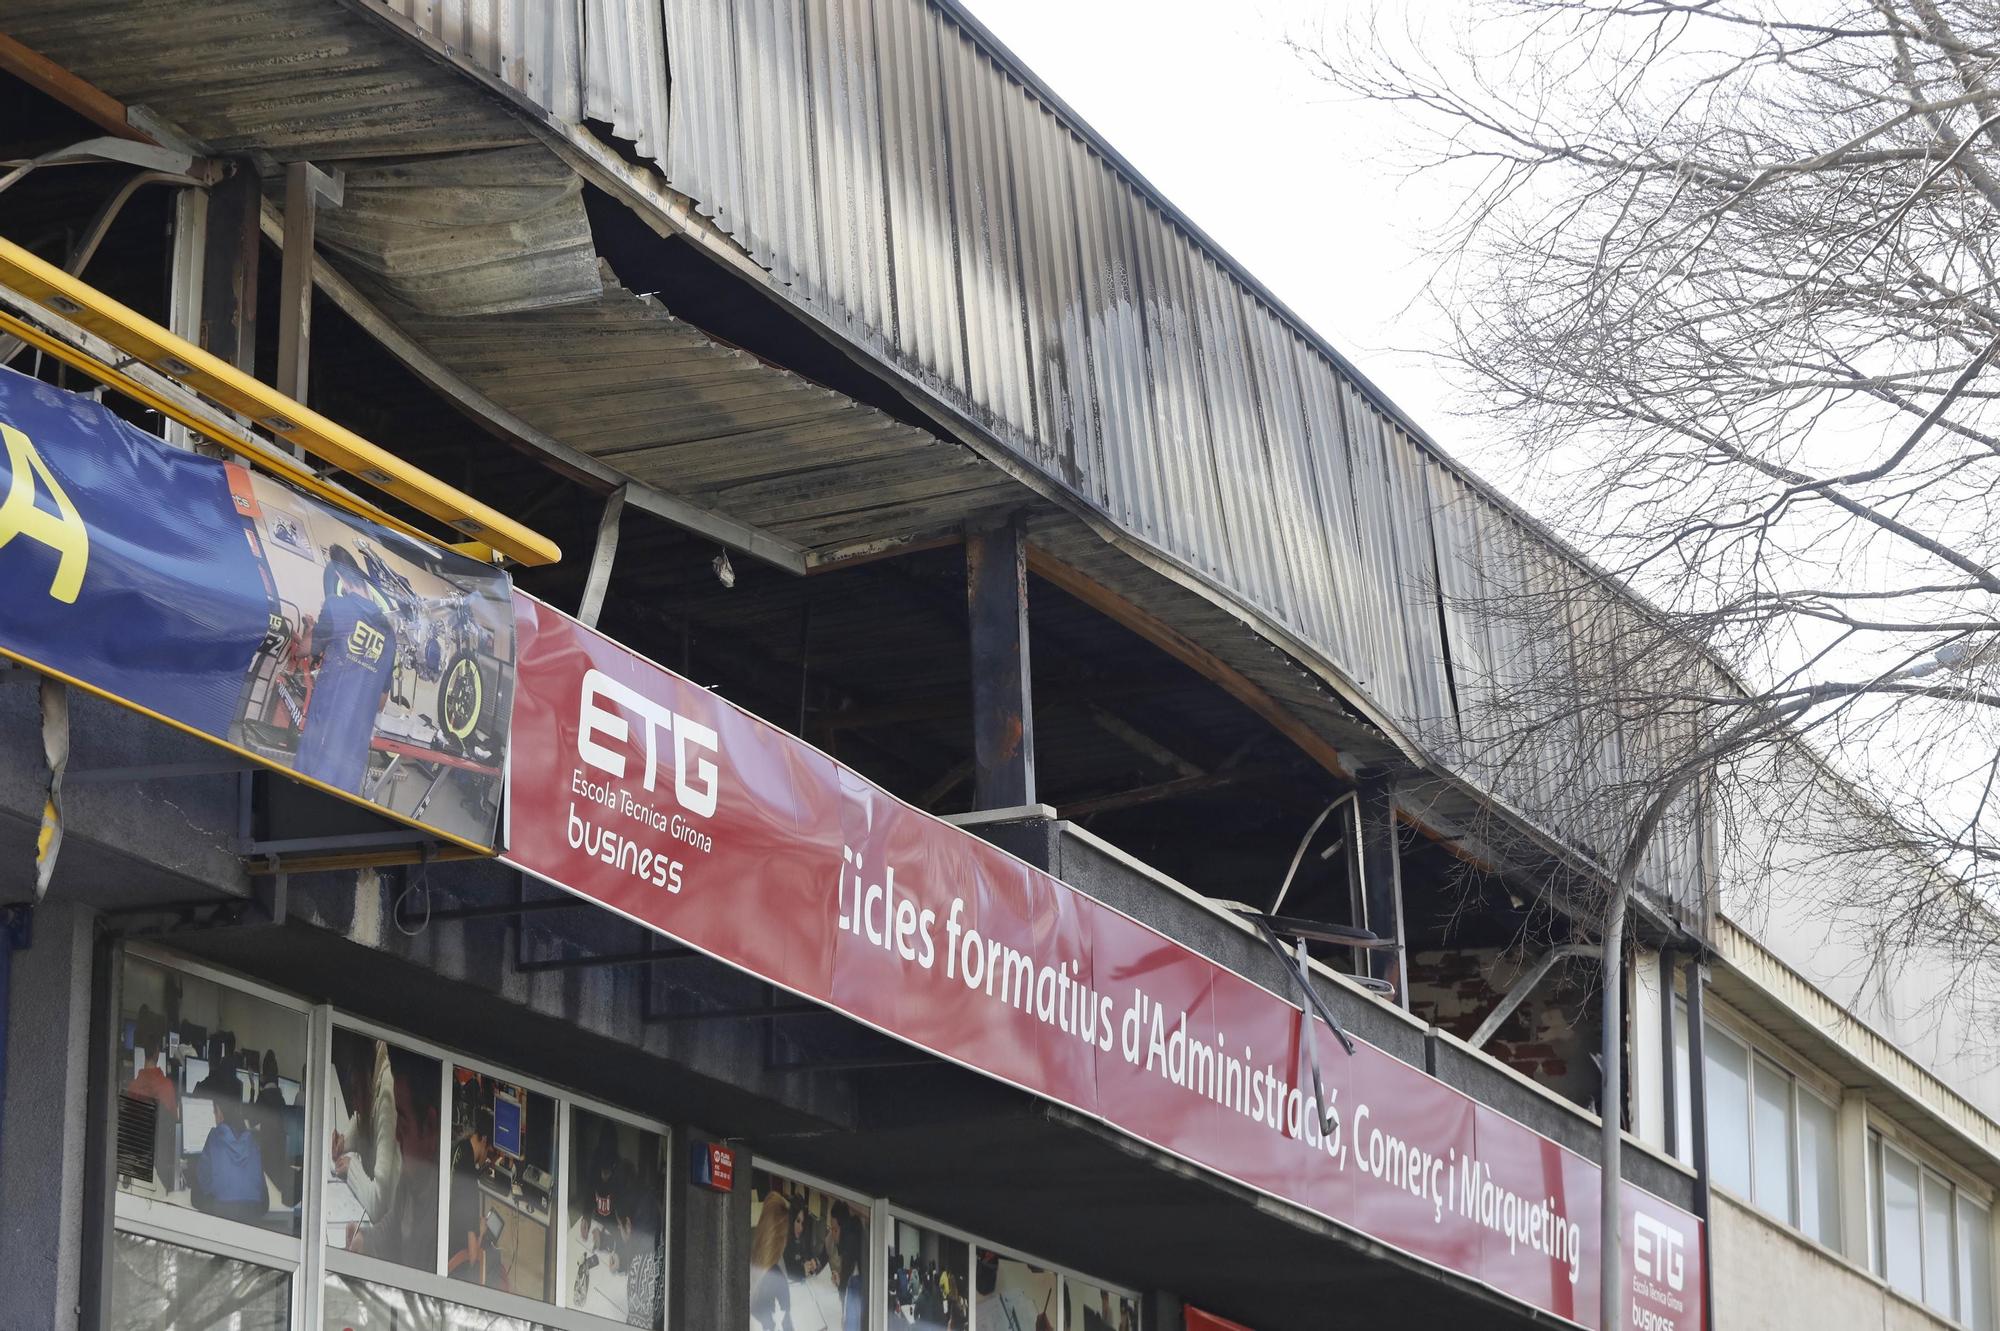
503, 594, 1701, 1331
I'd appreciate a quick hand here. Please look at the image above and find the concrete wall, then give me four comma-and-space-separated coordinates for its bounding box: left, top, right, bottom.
969, 812, 1699, 1212
0, 899, 97, 1331
1710, 1190, 1952, 1331
1723, 788, 2000, 1123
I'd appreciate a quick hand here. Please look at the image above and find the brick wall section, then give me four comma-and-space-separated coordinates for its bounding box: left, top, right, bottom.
1405, 947, 1603, 1111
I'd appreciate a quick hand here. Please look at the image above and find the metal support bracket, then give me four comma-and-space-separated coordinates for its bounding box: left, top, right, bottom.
1467, 943, 1595, 1051
576, 483, 627, 628
100, 874, 286, 940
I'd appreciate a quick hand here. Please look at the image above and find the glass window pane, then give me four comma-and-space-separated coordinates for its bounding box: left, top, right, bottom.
1672, 999, 1693, 1167
750, 1169, 870, 1331
976, 1249, 1055, 1331
115, 954, 311, 1237
1063, 1276, 1141, 1331
1959, 1196, 1993, 1331
1751, 1058, 1796, 1222
1882, 1143, 1924, 1298
1706, 1030, 1751, 1196
448, 1070, 557, 1302
325, 1272, 557, 1330
1923, 1171, 1956, 1315
887, 1216, 970, 1331
566, 1108, 667, 1328
327, 1028, 443, 1274
110, 1231, 289, 1331
1796, 1091, 1839, 1246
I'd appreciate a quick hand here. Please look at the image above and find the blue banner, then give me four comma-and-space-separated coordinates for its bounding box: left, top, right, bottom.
0, 366, 514, 851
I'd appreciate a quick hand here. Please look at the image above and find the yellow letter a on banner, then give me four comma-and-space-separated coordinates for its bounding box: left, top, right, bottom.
0, 421, 88, 603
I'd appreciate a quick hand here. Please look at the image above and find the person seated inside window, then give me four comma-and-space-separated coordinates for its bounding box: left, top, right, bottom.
190, 1081, 268, 1226
448, 1103, 506, 1290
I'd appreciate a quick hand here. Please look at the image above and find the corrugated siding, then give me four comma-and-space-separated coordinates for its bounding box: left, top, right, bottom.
368, 0, 1707, 908
379, 0, 667, 160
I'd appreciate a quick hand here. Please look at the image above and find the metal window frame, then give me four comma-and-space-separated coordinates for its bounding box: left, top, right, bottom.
879, 1199, 1143, 1331
98, 945, 671, 1331
323, 1010, 676, 1331
749, 1159, 888, 1331
1955, 1192, 1996, 1331
1748, 1051, 1798, 1226
108, 945, 320, 1328
1876, 1130, 1929, 1301
1702, 1007, 1854, 1253
1792, 1080, 1841, 1248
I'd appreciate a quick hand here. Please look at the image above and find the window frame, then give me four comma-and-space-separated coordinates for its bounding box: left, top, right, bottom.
1702, 1014, 1843, 1251
879, 1199, 1143, 1331
111, 944, 321, 1328
1869, 1115, 1999, 1330
107, 945, 673, 1331
322, 1011, 675, 1331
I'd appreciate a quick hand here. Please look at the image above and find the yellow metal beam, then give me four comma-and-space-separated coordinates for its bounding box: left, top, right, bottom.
0, 308, 444, 549
0, 235, 561, 567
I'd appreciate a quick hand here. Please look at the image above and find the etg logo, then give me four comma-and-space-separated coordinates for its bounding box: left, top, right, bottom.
1633, 1213, 1685, 1291
347, 621, 386, 665
576, 668, 720, 817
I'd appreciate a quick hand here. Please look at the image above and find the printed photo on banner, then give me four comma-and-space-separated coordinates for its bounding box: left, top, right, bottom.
448, 1068, 557, 1301
0, 365, 515, 850
325, 1028, 442, 1272
749, 1169, 870, 1331
566, 1107, 668, 1329
887, 1218, 968, 1330
976, 1249, 1055, 1331
225, 462, 514, 847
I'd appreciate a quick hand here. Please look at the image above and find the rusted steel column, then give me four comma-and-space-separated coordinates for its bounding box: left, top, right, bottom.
966, 512, 1037, 810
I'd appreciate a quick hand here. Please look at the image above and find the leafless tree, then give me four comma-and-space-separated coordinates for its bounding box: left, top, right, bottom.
1307, 3, 2000, 1321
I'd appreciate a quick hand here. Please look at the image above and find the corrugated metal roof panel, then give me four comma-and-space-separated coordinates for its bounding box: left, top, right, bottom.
2, 0, 533, 159
309, 144, 603, 315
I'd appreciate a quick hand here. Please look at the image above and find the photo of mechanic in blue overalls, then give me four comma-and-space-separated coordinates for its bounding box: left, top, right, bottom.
297, 544, 397, 793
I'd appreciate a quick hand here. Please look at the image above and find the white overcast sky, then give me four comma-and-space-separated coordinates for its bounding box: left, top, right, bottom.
961, 0, 1484, 464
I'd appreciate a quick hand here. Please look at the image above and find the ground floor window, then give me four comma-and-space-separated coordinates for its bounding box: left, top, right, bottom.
325, 1272, 560, 1330
109, 1231, 291, 1331
108, 946, 670, 1331
748, 1167, 871, 1331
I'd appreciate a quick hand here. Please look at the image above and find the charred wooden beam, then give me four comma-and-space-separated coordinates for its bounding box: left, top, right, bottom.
1087, 704, 1203, 779
967, 512, 1036, 809
198, 161, 261, 374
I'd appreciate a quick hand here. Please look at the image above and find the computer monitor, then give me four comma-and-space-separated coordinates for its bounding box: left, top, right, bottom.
491, 1088, 525, 1161
278, 1076, 300, 1106
180, 1096, 218, 1149
120, 1018, 136, 1052
181, 1057, 209, 1096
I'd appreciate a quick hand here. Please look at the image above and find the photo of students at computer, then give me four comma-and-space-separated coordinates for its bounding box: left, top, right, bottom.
112, 954, 310, 1238
749, 1170, 870, 1331
886, 1218, 969, 1330
566, 1107, 667, 1330
326, 1027, 442, 1271
448, 1068, 557, 1302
